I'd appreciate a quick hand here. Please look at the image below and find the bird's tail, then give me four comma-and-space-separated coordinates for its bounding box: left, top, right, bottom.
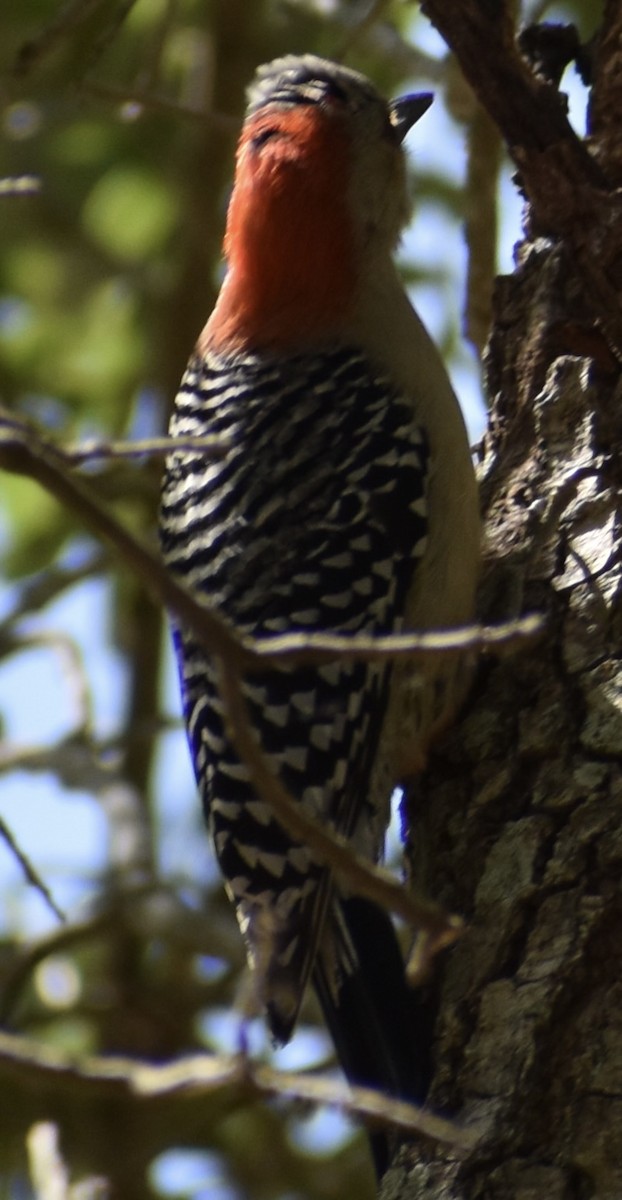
313, 895, 431, 1178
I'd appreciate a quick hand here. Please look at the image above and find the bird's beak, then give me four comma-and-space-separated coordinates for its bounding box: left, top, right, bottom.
389, 91, 433, 143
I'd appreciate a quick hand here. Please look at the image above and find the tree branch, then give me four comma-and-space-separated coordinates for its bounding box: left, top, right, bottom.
0, 410, 542, 671
63, 433, 230, 464
0, 817, 65, 922
0, 1030, 476, 1150
420, 0, 622, 357
0, 176, 41, 196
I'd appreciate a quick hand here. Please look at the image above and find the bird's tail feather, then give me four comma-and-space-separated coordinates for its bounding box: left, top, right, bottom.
313, 895, 431, 1178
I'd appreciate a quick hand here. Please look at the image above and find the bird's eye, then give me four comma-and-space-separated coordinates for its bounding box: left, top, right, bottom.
324, 79, 348, 104
251, 127, 279, 150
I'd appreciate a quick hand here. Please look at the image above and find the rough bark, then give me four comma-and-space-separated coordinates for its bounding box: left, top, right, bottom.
385, 145, 622, 1200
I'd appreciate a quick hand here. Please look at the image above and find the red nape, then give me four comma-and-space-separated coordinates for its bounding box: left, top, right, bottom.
200, 104, 357, 354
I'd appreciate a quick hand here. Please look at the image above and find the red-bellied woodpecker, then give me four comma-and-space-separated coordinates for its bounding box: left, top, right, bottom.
160, 54, 480, 1174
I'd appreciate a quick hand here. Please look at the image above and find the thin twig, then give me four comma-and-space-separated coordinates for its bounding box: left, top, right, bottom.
245, 614, 543, 667
0, 412, 250, 673
0, 1030, 476, 1149
0, 410, 542, 673
252, 1065, 476, 1150
80, 79, 238, 130
0, 630, 93, 730
0, 554, 106, 632
27, 1123, 70, 1200
335, 0, 392, 56
0, 176, 41, 196
14, 0, 107, 76
63, 433, 230, 463
0, 887, 238, 1025
0, 912, 116, 1024
0, 817, 65, 921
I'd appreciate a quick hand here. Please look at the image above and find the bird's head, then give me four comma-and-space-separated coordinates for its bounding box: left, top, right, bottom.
205, 56, 432, 352
240, 55, 432, 254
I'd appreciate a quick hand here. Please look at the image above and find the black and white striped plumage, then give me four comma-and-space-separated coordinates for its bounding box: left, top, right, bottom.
160, 52, 480, 1179
161, 345, 429, 1043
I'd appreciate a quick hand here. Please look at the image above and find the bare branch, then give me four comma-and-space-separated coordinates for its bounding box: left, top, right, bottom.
0, 912, 116, 1025
0, 555, 106, 631
0, 409, 540, 674
27, 1123, 70, 1200
63, 433, 230, 464
335, 0, 392, 55
0, 817, 65, 922
0, 1030, 476, 1150
28, 1121, 109, 1200
419, 0, 622, 358
0, 176, 41, 196
251, 1064, 477, 1151
0, 733, 116, 792
245, 614, 544, 667
0, 410, 249, 673
80, 80, 239, 130
0, 630, 94, 730
14, 0, 138, 79
0, 887, 239, 1025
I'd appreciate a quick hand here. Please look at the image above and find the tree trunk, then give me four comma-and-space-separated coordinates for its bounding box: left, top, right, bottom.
386, 172, 622, 1200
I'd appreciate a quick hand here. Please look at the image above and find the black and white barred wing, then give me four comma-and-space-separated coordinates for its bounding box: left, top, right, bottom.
160, 346, 429, 1038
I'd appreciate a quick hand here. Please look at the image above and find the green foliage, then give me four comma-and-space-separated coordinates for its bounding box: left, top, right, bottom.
81, 166, 178, 263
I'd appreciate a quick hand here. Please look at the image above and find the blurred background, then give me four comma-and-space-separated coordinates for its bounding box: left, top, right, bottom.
0, 1, 595, 1196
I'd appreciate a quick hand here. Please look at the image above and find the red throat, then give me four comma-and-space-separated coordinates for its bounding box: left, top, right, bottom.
200, 105, 357, 354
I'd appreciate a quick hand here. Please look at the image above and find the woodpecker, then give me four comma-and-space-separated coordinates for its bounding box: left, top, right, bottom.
160, 55, 479, 1174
